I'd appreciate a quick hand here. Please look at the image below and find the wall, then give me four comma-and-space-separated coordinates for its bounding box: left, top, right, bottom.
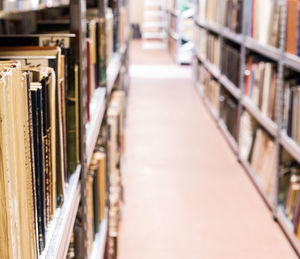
129, 0, 144, 27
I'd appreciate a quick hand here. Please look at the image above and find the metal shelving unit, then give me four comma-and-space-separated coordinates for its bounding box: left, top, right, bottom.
193, 0, 300, 256
0, 0, 130, 258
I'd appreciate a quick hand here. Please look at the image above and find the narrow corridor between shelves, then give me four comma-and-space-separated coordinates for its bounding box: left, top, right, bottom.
117, 40, 298, 259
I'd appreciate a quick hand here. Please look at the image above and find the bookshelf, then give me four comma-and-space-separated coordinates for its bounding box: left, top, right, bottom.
0, 0, 129, 258
193, 0, 300, 256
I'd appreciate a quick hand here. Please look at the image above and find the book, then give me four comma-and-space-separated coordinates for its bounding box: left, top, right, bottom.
244, 55, 278, 121
245, 0, 281, 48
197, 0, 243, 33
250, 128, 276, 197
0, 62, 37, 258
0, 34, 78, 175
221, 43, 240, 87
283, 78, 300, 145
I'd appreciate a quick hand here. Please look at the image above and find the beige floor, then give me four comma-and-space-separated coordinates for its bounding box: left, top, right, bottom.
117, 40, 298, 259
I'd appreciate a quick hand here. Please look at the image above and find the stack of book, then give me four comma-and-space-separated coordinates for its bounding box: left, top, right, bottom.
244, 55, 278, 121
245, 0, 282, 47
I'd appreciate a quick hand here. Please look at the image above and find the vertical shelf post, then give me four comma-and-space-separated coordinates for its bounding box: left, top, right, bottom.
70, 0, 88, 258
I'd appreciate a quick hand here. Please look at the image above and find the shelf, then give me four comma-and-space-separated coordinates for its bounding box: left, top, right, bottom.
284, 52, 300, 73
240, 159, 274, 209
0, 2, 68, 17
86, 87, 107, 166
221, 28, 243, 44
194, 20, 242, 44
241, 97, 278, 137
89, 210, 108, 259
40, 165, 81, 259
203, 21, 222, 35
280, 132, 300, 164
276, 207, 300, 257
245, 37, 281, 61
219, 75, 241, 100
218, 119, 238, 154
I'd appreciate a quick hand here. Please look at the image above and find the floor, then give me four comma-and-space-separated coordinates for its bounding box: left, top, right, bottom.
117, 40, 299, 259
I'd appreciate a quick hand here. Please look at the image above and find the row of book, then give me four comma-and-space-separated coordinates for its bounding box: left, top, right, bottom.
195, 32, 300, 148
0, 45, 79, 258
197, 0, 300, 54
65, 86, 126, 259
244, 56, 278, 121
196, 60, 300, 230
198, 0, 243, 33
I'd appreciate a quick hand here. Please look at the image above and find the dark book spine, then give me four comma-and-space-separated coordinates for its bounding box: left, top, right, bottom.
93, 168, 99, 235
86, 39, 91, 122
95, 20, 100, 87
67, 39, 78, 175
42, 77, 52, 222
287, 86, 294, 137
31, 89, 46, 252
99, 18, 106, 86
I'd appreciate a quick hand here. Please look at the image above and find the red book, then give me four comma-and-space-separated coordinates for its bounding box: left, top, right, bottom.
245, 56, 253, 97
86, 39, 91, 122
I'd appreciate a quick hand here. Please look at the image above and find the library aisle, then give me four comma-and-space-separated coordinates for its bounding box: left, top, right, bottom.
117, 40, 299, 259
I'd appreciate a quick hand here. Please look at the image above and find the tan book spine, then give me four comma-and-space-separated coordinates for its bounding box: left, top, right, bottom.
5, 69, 21, 258
0, 78, 13, 259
